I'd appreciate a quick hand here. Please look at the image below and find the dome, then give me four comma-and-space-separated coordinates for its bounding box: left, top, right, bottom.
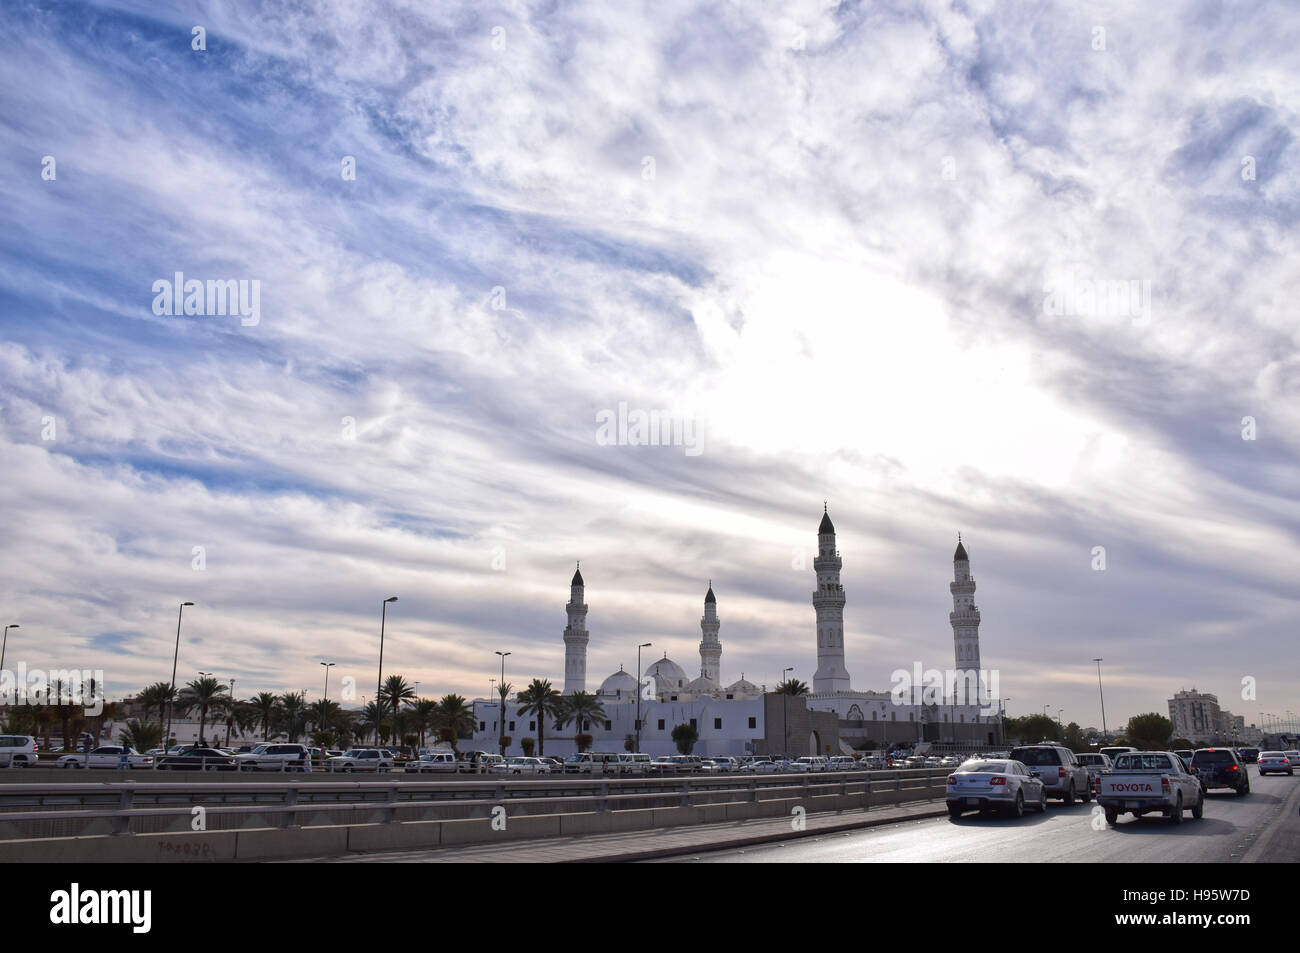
726, 676, 761, 696
645, 656, 688, 691
598, 669, 637, 699
686, 675, 719, 694
818, 504, 835, 535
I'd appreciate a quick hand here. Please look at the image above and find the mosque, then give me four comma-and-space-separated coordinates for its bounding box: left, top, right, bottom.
469, 507, 1001, 758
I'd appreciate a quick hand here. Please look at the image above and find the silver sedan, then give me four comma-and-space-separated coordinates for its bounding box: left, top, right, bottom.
946, 759, 1047, 819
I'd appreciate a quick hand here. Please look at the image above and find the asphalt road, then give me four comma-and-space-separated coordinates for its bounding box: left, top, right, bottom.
662, 770, 1300, 863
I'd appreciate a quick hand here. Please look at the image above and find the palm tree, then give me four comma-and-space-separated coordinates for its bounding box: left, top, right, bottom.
434, 694, 475, 756
516, 679, 563, 758
119, 719, 163, 753
136, 681, 176, 734
412, 698, 439, 748
775, 678, 810, 696
560, 691, 606, 740
277, 691, 307, 742
496, 682, 513, 754
378, 675, 417, 728
179, 676, 228, 744
359, 700, 385, 744
251, 692, 278, 741
220, 698, 259, 746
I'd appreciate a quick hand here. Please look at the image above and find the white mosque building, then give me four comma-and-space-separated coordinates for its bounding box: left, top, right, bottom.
469, 507, 1001, 758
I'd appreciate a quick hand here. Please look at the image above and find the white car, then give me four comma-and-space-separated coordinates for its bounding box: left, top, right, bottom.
0, 734, 39, 767
326, 749, 394, 772
788, 756, 829, 773
1257, 751, 1292, 776
57, 746, 153, 769
827, 756, 857, 771
405, 752, 459, 774
947, 759, 1048, 818
235, 743, 312, 771
739, 758, 780, 774
492, 757, 551, 775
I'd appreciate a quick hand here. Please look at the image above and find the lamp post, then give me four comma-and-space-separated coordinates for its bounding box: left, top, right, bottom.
1093, 658, 1107, 740
375, 596, 398, 746
635, 642, 652, 753
165, 603, 194, 750
999, 698, 1010, 748
0, 624, 18, 687
782, 667, 793, 757
320, 661, 334, 701
225, 676, 237, 747
494, 651, 510, 755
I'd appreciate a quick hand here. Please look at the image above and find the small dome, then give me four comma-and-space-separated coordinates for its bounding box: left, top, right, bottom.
598, 669, 637, 698
686, 675, 719, 694
818, 504, 835, 535
646, 656, 688, 691
726, 676, 761, 695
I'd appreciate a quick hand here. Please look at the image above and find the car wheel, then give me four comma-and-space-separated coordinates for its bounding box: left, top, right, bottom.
1238, 783, 1249, 796
1104, 806, 1118, 826
1168, 793, 1183, 824
1038, 788, 1048, 812
1063, 784, 1075, 806
947, 804, 963, 819
1192, 792, 1204, 819
1080, 779, 1092, 803
1010, 791, 1025, 818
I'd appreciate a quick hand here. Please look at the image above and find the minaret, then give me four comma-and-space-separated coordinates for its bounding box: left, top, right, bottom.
563, 563, 589, 694
812, 504, 851, 693
950, 536, 982, 704
699, 581, 721, 682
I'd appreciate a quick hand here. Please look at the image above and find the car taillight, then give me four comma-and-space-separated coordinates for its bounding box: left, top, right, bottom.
947, 776, 957, 784
1162, 776, 1170, 790
1228, 765, 1238, 771
989, 777, 1006, 785
1059, 767, 1066, 778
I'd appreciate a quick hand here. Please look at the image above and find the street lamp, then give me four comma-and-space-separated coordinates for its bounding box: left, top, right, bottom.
999, 698, 1010, 748
320, 661, 334, 701
1093, 658, 1107, 740
375, 596, 397, 745
0, 624, 18, 686
782, 667, 793, 757
636, 642, 652, 753
165, 603, 194, 750
495, 651, 510, 755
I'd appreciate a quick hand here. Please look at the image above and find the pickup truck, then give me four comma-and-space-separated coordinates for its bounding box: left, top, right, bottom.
1095, 751, 1204, 825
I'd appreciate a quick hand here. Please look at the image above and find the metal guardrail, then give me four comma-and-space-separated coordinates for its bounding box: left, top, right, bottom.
0, 769, 952, 839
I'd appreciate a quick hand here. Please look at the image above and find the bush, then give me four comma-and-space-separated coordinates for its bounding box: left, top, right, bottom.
520, 737, 535, 756
671, 723, 699, 755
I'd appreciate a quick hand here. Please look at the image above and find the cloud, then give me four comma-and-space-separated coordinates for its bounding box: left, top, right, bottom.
0, 0, 1296, 731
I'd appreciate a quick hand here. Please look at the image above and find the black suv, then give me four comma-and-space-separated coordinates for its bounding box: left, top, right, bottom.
1189, 748, 1249, 795
1007, 743, 1091, 803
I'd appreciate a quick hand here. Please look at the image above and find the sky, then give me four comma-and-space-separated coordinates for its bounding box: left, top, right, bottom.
1, 0, 1298, 732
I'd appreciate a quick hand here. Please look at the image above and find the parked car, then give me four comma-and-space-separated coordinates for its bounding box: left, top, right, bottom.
57, 746, 153, 769
562, 752, 622, 774
326, 749, 394, 772
1075, 752, 1113, 784
827, 756, 856, 771
1096, 751, 1204, 825
1190, 748, 1249, 795
0, 735, 39, 767
538, 757, 565, 774
1007, 744, 1090, 803
947, 759, 1047, 818
492, 757, 551, 775
235, 743, 311, 772
458, 752, 505, 773
739, 758, 779, 774
404, 751, 459, 774
1256, 751, 1292, 776
788, 756, 830, 773
616, 753, 652, 775
155, 747, 238, 771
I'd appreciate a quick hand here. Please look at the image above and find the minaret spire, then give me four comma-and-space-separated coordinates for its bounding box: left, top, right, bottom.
699, 581, 721, 682
812, 505, 851, 693
950, 536, 982, 705
563, 564, 589, 693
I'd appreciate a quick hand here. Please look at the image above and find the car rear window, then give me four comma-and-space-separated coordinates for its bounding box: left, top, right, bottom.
1009, 748, 1060, 766
1191, 750, 1236, 765
1113, 754, 1173, 770
961, 761, 1008, 773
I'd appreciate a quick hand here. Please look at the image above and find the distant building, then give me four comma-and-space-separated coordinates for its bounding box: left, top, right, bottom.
1167, 688, 1261, 745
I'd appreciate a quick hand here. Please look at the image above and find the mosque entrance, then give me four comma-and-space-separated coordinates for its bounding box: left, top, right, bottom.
809, 730, 821, 755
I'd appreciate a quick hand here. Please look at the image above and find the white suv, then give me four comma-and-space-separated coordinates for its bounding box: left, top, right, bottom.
0, 735, 38, 767
235, 743, 311, 771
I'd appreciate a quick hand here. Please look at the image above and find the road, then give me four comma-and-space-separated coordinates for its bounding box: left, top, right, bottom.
660, 771, 1300, 863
